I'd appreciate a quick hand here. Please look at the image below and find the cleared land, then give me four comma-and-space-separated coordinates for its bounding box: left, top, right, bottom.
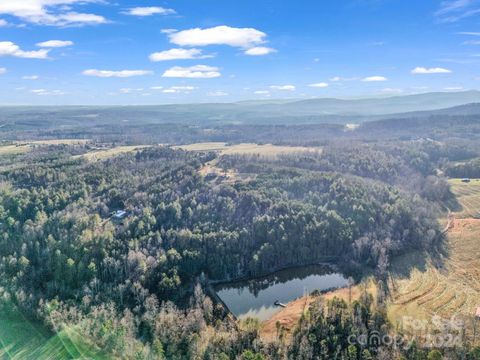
0, 145, 29, 156
24, 139, 89, 146
260, 281, 376, 343
174, 142, 321, 157
73, 145, 151, 161
0, 140, 90, 157
387, 179, 480, 343
177, 142, 322, 184
448, 178, 480, 218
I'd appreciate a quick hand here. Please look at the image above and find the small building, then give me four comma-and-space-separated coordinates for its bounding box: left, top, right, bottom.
112, 210, 128, 220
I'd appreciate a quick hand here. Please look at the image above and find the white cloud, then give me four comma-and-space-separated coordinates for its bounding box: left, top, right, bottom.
0, 41, 49, 59
254, 90, 270, 95
161, 86, 197, 94
444, 86, 463, 90
329, 76, 358, 82
244, 46, 276, 56
83, 69, 153, 78
463, 39, 480, 45
150, 86, 163, 90
0, 19, 8, 27
435, 0, 480, 22
411, 67, 452, 74
171, 86, 196, 91
168, 25, 267, 48
54, 12, 106, 26
162, 65, 221, 78
309, 82, 329, 88
118, 88, 144, 94
161, 28, 177, 34
36, 40, 73, 48
31, 88, 65, 96
362, 76, 387, 82
149, 48, 212, 62
123, 7, 175, 16
0, 67, 6, 75
0, 0, 107, 26
207, 90, 228, 96
380, 88, 403, 94
270, 85, 296, 91
436, 0, 472, 15
458, 31, 480, 36
23, 75, 39, 80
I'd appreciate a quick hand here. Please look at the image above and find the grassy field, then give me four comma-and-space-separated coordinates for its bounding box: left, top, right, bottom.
387, 179, 480, 343
448, 178, 480, 218
0, 145, 30, 156
0, 307, 106, 359
174, 142, 321, 157
173, 142, 229, 152
74, 145, 152, 161
177, 142, 322, 185
0, 140, 90, 157
25, 139, 90, 146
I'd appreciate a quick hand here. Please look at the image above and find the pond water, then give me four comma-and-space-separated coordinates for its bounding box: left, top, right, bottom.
214, 265, 348, 321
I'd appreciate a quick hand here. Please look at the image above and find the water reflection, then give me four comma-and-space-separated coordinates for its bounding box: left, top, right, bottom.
215, 265, 348, 321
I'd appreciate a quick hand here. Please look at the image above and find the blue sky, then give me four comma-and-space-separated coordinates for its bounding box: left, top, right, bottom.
1, 0, 480, 105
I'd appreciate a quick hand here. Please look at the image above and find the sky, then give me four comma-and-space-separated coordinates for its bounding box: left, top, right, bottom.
1, 0, 480, 105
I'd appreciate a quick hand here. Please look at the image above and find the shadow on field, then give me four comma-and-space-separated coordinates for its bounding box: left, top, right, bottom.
388, 231, 448, 279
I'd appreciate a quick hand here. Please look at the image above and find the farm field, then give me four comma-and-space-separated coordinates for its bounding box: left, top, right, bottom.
73, 145, 152, 161
174, 142, 321, 157
0, 140, 90, 157
0, 145, 29, 156
177, 142, 322, 184
387, 179, 480, 343
448, 178, 480, 218
25, 139, 90, 146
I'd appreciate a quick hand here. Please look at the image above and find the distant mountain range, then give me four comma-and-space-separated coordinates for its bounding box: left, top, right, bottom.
1, 91, 480, 127
234, 90, 480, 116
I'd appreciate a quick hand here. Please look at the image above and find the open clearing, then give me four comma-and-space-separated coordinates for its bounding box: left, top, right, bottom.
174, 142, 321, 157
260, 281, 376, 343
0, 145, 29, 156
176, 142, 321, 184
23, 139, 89, 146
387, 179, 480, 343
0, 140, 90, 157
448, 178, 480, 218
73, 145, 151, 161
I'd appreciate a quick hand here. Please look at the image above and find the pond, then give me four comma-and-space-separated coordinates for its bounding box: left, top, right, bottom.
214, 265, 348, 321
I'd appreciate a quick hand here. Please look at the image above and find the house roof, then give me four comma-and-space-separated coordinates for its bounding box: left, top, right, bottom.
113, 210, 127, 218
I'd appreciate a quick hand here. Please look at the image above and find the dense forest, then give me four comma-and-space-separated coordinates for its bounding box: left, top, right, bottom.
0, 134, 475, 358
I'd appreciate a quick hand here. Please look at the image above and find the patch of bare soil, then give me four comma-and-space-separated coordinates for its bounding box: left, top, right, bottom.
260, 286, 362, 343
